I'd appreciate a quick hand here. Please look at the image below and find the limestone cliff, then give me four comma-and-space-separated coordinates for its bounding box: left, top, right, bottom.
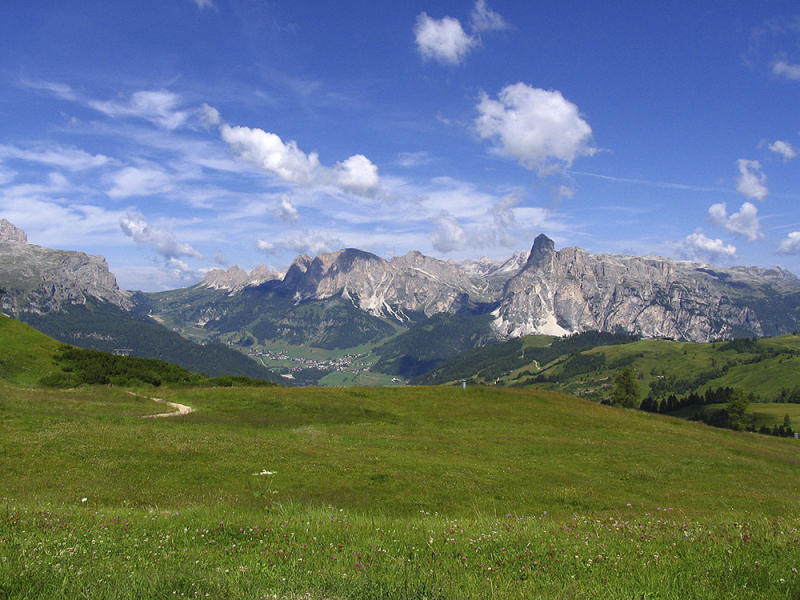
493, 234, 800, 342
0, 221, 130, 315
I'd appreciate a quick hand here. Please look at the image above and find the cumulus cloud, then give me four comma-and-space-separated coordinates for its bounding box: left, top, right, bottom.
772, 60, 800, 80
221, 123, 382, 198
0, 144, 111, 171
119, 212, 201, 261
334, 154, 380, 196
414, 2, 508, 65
470, 0, 509, 32
414, 13, 476, 65
725, 202, 763, 241
778, 232, 800, 255
683, 231, 737, 262
708, 201, 763, 241
107, 166, 174, 198
431, 211, 468, 252
475, 83, 596, 174
767, 140, 797, 161
275, 195, 299, 223
708, 202, 728, 226
89, 91, 188, 130
736, 159, 768, 201
221, 124, 320, 185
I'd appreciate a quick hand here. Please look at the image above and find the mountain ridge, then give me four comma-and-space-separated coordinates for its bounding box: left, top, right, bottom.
4, 219, 800, 377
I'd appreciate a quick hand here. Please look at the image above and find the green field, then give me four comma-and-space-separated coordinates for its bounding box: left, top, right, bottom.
2, 319, 800, 597
2, 382, 800, 598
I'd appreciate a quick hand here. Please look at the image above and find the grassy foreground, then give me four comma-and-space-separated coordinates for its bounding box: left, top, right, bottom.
1, 383, 799, 597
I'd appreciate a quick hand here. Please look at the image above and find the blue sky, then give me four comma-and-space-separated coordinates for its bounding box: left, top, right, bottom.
0, 0, 798, 291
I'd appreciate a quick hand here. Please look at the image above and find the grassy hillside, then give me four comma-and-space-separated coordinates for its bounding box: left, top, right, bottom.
2, 384, 798, 516
17, 298, 283, 383
0, 313, 60, 384
1, 383, 799, 597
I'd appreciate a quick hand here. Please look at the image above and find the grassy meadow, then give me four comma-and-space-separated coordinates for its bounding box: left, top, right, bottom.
2, 381, 800, 598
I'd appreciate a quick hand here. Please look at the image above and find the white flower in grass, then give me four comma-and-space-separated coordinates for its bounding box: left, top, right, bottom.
81, 497, 88, 503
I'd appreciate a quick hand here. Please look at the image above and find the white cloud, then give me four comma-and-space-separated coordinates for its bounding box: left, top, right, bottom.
778, 232, 800, 255
488, 192, 520, 247
470, 0, 509, 32
414, 13, 476, 65
221, 123, 383, 198
772, 60, 800, 81
89, 91, 188, 130
475, 83, 596, 174
431, 211, 468, 252
257, 229, 343, 257
166, 257, 197, 281
282, 229, 343, 255
725, 202, 763, 241
736, 159, 768, 201
553, 185, 575, 203
708, 202, 728, 226
767, 140, 797, 161
708, 201, 762, 241
191, 0, 215, 8
256, 239, 278, 255
334, 154, 380, 197
396, 151, 432, 168
221, 124, 320, 185
275, 195, 299, 223
21, 80, 77, 101
0, 167, 16, 185
0, 144, 111, 171
107, 166, 174, 198
683, 231, 737, 262
199, 103, 221, 127
119, 212, 201, 260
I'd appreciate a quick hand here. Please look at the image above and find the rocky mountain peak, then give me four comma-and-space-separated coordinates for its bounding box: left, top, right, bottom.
201, 264, 280, 291
525, 234, 556, 271
201, 265, 249, 290
0, 219, 27, 243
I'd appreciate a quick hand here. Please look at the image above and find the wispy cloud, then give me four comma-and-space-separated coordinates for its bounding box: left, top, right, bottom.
570, 171, 731, 193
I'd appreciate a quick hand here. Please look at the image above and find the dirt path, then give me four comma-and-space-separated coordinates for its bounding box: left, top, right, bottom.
126, 391, 195, 418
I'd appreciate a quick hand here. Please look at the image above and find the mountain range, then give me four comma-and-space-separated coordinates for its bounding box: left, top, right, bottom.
3, 218, 800, 384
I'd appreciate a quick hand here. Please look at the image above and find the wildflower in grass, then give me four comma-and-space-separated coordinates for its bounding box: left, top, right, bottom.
81, 498, 88, 503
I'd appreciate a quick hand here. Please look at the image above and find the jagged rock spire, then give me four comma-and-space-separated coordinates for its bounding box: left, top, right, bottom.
0, 219, 27, 243
525, 233, 555, 271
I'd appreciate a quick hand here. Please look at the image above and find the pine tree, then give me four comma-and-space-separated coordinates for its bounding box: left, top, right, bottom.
726, 389, 750, 431
609, 367, 639, 408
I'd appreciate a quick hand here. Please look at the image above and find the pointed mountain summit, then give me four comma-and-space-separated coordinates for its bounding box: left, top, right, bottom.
0, 219, 27, 243
525, 234, 556, 271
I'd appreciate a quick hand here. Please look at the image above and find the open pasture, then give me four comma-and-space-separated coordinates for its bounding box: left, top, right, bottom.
2, 384, 799, 598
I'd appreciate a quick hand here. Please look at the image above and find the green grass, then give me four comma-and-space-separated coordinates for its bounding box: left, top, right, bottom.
501, 335, 800, 404
0, 313, 60, 384
672, 402, 800, 430
1, 381, 800, 597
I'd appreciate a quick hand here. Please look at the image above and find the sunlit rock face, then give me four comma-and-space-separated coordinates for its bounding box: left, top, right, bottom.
0, 221, 131, 315
493, 234, 799, 342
